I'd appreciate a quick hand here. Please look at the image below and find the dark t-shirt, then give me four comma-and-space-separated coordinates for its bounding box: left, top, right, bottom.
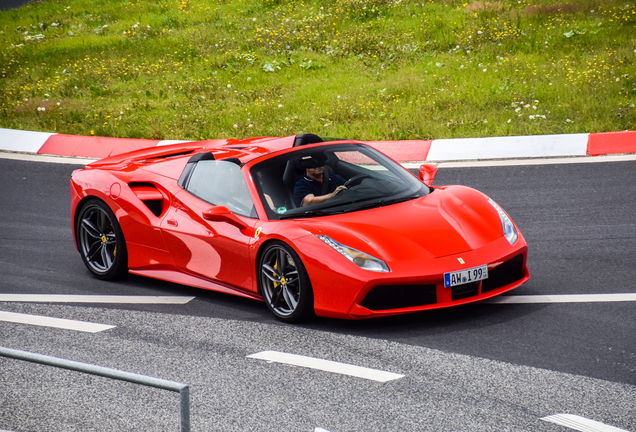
293, 174, 346, 207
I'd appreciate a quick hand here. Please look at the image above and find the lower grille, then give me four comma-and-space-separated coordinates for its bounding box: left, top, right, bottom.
481, 254, 524, 293
451, 281, 480, 300
361, 284, 437, 311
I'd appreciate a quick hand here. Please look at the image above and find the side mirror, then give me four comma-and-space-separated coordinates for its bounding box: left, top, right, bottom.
202, 206, 252, 234
418, 164, 438, 188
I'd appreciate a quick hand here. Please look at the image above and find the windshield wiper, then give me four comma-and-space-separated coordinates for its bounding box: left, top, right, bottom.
342, 193, 423, 213
279, 209, 339, 219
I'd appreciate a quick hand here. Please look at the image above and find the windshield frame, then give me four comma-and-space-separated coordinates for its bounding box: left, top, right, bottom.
250, 143, 428, 221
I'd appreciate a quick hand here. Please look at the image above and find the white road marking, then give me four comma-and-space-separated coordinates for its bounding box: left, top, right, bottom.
247, 350, 404, 383
0, 311, 115, 333
482, 293, 636, 304
0, 294, 195, 304
541, 414, 630, 432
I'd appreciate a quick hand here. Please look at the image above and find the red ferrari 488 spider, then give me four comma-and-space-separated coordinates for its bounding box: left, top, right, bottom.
70, 133, 529, 322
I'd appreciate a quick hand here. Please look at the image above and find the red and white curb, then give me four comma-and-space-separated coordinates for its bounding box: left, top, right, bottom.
1, 127, 635, 162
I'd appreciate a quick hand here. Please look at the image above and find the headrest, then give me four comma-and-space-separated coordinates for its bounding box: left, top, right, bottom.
298, 154, 327, 169
293, 133, 323, 147
188, 152, 215, 163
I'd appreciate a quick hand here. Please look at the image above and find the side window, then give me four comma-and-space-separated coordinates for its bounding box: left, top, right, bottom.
186, 160, 255, 218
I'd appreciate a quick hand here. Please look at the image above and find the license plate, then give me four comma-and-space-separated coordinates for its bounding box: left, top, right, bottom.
444, 265, 488, 288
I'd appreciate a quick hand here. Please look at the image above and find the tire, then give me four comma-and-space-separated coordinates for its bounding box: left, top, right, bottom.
76, 199, 128, 280
259, 241, 314, 323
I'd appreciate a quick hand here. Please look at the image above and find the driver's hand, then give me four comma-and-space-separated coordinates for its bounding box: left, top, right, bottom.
332, 185, 347, 196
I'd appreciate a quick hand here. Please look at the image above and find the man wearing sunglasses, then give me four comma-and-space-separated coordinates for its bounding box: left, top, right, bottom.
293, 155, 347, 207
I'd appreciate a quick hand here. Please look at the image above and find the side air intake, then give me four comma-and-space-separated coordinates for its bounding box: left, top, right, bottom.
130, 183, 165, 217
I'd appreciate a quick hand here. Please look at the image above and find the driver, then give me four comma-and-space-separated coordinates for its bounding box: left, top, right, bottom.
293, 155, 347, 207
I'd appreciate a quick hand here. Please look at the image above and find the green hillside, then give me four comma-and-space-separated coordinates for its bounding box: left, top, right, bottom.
1, 0, 634, 141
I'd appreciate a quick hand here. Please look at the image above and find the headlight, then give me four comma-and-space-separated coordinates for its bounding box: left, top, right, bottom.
317, 235, 389, 272
488, 198, 518, 245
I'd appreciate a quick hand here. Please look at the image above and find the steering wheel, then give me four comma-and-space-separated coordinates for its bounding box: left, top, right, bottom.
344, 174, 371, 188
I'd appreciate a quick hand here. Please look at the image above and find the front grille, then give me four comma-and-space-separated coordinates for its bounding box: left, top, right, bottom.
481, 254, 524, 293
451, 281, 480, 300
361, 284, 437, 311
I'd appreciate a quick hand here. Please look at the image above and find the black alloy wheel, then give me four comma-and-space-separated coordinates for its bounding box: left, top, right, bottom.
259, 241, 313, 322
76, 199, 128, 280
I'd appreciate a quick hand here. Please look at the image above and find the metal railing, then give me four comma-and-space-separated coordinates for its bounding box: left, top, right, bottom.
0, 346, 190, 432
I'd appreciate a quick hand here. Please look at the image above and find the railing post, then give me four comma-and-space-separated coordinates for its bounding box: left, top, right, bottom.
180, 385, 190, 432
0, 346, 190, 432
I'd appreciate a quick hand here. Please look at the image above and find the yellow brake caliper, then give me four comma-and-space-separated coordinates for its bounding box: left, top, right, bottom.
272, 260, 287, 306
272, 261, 279, 288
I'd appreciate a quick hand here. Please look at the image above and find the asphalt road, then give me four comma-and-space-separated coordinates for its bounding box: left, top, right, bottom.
1, 155, 635, 431
0, 0, 30, 11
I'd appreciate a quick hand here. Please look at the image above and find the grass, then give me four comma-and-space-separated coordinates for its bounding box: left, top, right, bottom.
0, 0, 634, 141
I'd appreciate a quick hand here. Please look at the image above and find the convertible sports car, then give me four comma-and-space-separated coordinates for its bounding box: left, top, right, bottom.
70, 133, 529, 322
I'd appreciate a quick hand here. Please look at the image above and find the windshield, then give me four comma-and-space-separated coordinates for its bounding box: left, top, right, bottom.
251, 143, 428, 220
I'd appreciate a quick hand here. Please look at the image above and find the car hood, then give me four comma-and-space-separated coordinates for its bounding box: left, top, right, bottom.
300, 186, 504, 261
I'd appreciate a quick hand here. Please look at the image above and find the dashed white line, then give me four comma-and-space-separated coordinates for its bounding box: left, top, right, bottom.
247, 350, 404, 383
482, 293, 636, 304
541, 414, 630, 432
0, 311, 115, 333
0, 294, 195, 304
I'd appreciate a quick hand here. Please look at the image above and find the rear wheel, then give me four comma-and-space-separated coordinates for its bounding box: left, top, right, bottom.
76, 199, 128, 280
259, 241, 313, 323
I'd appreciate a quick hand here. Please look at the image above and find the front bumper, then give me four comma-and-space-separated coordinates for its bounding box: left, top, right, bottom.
306, 235, 529, 319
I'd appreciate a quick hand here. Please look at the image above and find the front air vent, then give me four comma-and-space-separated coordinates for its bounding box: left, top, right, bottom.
361, 284, 437, 311
451, 281, 480, 301
481, 254, 524, 293
130, 183, 165, 217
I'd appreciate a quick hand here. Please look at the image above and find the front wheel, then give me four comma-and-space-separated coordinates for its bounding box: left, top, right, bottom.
259, 241, 314, 323
76, 199, 128, 280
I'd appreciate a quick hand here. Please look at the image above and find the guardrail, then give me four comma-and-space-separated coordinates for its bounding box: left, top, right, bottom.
0, 347, 190, 432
